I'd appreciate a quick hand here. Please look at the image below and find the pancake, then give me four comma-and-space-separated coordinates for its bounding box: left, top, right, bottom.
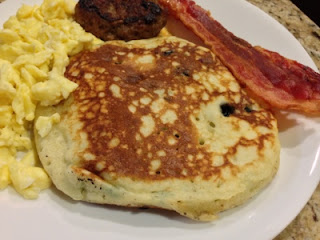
34, 36, 280, 221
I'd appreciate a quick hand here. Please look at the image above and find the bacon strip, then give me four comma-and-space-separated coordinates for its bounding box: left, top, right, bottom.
158, 0, 320, 113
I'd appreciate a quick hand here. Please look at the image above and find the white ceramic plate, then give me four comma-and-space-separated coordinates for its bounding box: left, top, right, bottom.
1, 0, 320, 239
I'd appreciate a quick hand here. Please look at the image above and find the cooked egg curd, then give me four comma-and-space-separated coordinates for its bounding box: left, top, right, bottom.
0, 0, 102, 199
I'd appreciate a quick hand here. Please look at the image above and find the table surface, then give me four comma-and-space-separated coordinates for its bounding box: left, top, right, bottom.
0, 0, 319, 239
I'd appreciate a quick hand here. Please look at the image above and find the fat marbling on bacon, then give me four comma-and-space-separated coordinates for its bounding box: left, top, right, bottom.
158, 0, 320, 113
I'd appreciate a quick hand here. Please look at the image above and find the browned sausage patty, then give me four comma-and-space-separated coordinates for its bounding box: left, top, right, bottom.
74, 0, 167, 41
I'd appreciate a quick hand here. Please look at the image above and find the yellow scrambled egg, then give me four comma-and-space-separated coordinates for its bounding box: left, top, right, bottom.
0, 0, 102, 199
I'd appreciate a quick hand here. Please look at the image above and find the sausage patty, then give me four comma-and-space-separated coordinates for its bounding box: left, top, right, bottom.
74, 0, 167, 41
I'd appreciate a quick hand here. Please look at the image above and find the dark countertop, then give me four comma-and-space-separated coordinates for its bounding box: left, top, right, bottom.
1, 0, 319, 239
290, 0, 320, 27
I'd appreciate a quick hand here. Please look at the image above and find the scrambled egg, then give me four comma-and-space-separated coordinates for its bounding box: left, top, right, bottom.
0, 0, 102, 199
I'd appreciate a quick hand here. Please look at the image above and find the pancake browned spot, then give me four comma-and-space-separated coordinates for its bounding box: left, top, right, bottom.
34, 36, 280, 221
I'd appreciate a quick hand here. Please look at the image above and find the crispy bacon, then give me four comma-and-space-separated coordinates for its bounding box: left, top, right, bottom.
158, 0, 320, 113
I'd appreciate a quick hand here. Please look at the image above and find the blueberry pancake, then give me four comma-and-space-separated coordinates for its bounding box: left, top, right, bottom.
34, 36, 280, 221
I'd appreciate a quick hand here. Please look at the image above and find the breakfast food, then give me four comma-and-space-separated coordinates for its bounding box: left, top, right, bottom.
34, 36, 280, 221
0, 0, 102, 198
74, 0, 167, 41
158, 0, 320, 113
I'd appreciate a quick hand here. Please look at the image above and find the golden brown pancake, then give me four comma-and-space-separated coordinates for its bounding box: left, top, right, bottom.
34, 36, 280, 221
